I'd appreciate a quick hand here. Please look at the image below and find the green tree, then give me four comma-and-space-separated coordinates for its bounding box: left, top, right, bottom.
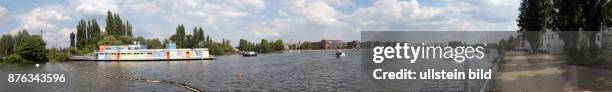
238, 38, 248, 51
14, 29, 31, 51
259, 39, 274, 53
76, 19, 102, 49
0, 35, 14, 57
517, 0, 553, 49
88, 19, 102, 45
14, 35, 47, 62
126, 21, 133, 36
222, 39, 233, 52
98, 34, 123, 45
300, 41, 315, 50
105, 11, 132, 37
105, 11, 115, 36
580, 0, 608, 58
186, 35, 194, 48
274, 39, 284, 51
147, 39, 164, 49
47, 48, 69, 62
197, 27, 205, 42
170, 25, 186, 48
113, 14, 125, 36
76, 20, 86, 48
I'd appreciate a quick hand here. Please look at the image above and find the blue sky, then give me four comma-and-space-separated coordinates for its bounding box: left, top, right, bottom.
0, 0, 520, 48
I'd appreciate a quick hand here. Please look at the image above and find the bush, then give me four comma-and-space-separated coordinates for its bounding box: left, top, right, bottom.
599, 49, 612, 67
2, 54, 25, 64
48, 51, 70, 62
14, 36, 47, 62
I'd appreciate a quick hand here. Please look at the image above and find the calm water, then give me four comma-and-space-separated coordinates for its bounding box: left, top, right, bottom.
1, 50, 498, 92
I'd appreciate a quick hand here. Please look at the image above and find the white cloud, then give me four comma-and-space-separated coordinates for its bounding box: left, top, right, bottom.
0, 6, 6, 17
321, 0, 354, 7
71, 0, 118, 16
0, 5, 8, 22
121, 0, 161, 14
228, 0, 266, 11
9, 5, 72, 48
247, 0, 354, 41
247, 0, 520, 42
43, 27, 74, 48
17, 5, 71, 31
349, 0, 445, 23
163, 0, 250, 28
0, 6, 7, 15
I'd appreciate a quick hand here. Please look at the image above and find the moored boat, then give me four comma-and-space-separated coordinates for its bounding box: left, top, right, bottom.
77, 43, 215, 61
242, 51, 257, 57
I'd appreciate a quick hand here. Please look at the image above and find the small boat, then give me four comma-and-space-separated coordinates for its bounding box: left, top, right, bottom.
336, 50, 345, 58
242, 51, 257, 57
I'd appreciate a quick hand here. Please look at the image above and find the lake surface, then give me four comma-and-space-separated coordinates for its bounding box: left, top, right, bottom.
0, 50, 498, 92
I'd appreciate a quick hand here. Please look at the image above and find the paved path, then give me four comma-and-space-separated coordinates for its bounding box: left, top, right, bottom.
494, 51, 575, 92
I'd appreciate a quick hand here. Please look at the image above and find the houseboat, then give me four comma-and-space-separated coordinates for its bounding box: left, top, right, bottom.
92, 43, 215, 61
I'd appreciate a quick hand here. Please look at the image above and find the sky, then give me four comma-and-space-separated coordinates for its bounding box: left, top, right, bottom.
0, 0, 521, 48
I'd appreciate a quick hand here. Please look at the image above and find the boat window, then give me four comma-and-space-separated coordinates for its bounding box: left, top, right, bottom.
147, 53, 153, 55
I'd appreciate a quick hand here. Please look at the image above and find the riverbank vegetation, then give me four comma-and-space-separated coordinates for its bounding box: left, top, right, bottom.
168, 25, 235, 55
72, 11, 135, 55
0, 30, 69, 64
237, 39, 284, 53
69, 11, 238, 55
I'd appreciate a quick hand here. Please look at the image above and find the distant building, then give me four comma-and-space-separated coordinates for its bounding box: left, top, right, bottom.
319, 40, 345, 49
596, 31, 612, 48
347, 40, 360, 49
70, 32, 76, 47
539, 31, 564, 54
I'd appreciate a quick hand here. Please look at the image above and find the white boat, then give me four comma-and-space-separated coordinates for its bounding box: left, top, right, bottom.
87, 43, 215, 61
242, 51, 257, 57
336, 50, 345, 58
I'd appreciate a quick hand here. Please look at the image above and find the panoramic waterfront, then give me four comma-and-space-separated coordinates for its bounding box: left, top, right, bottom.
1, 50, 501, 91
2, 50, 367, 91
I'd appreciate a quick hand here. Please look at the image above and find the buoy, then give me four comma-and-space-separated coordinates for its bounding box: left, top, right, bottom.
236, 72, 244, 80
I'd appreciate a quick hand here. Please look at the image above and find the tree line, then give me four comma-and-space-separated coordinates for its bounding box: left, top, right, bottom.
73, 11, 136, 55
168, 25, 235, 55
517, 0, 612, 66
0, 30, 68, 63
2, 9, 297, 64
237, 39, 284, 53
70, 10, 244, 55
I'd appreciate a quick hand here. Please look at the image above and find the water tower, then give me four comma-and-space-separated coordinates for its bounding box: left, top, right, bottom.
70, 32, 75, 47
